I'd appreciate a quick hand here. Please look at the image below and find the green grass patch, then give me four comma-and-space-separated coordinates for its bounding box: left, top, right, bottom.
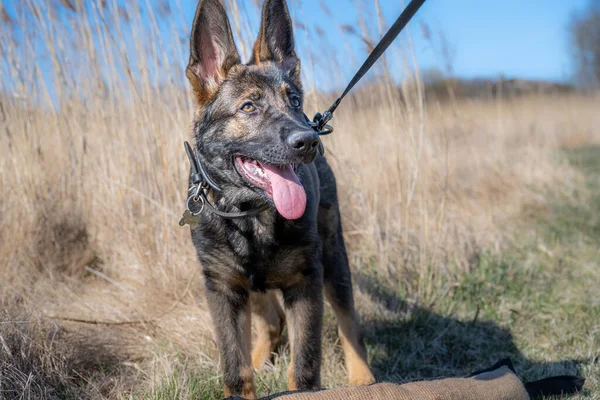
361, 146, 600, 397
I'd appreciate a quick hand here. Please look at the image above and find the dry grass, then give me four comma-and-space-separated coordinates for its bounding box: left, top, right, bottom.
1, 1, 599, 398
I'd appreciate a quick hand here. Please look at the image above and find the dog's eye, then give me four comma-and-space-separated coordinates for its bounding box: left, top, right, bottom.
241, 102, 256, 113
290, 96, 301, 108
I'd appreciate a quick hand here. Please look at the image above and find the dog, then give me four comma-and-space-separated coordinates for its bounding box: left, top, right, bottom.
184, 0, 375, 397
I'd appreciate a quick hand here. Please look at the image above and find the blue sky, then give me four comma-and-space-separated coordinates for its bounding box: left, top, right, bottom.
402, 0, 588, 81
2, 0, 591, 99
174, 0, 588, 85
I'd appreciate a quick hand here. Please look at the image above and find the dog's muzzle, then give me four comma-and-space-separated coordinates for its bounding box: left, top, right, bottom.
286, 129, 320, 164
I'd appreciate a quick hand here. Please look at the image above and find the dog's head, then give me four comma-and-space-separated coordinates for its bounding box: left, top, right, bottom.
186, 0, 318, 220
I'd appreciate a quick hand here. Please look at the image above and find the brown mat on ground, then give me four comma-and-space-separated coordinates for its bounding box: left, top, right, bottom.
226, 359, 585, 400
270, 366, 529, 400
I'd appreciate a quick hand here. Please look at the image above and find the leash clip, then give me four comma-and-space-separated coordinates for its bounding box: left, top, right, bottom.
318, 109, 334, 131
306, 108, 335, 156
309, 110, 334, 136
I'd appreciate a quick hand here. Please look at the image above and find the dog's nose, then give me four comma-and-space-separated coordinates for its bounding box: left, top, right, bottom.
287, 130, 320, 156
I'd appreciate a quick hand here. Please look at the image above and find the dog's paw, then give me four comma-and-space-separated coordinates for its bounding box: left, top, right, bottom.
349, 370, 376, 386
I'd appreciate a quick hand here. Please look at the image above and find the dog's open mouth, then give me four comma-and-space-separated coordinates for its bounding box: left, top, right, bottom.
235, 156, 307, 220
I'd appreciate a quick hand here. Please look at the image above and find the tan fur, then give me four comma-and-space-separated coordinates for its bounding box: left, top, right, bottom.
224, 366, 255, 399
251, 291, 285, 370
338, 325, 375, 386
286, 309, 297, 391
186, 67, 220, 106
253, 37, 268, 65
327, 300, 375, 386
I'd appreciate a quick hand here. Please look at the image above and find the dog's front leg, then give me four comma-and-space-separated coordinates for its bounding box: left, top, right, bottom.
282, 270, 324, 390
205, 280, 255, 399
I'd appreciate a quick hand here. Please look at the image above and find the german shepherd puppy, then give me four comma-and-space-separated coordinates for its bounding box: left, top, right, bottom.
185, 0, 375, 397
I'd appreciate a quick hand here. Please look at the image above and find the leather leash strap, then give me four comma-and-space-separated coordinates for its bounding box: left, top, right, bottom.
311, 0, 428, 133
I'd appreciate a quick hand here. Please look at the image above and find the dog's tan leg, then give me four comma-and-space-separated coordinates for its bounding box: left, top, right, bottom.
251, 291, 284, 370
324, 285, 375, 387
286, 312, 296, 390
319, 196, 375, 387
334, 307, 375, 386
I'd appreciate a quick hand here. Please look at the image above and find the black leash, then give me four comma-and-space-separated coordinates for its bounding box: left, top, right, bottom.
309, 0, 428, 139
181, 0, 427, 224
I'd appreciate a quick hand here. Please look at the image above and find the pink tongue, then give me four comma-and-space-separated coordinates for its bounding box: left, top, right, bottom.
261, 163, 307, 220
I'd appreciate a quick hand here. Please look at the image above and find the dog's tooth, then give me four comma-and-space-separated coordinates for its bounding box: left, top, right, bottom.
249, 165, 261, 176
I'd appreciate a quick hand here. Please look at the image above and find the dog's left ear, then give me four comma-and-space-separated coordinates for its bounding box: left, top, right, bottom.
252, 0, 300, 85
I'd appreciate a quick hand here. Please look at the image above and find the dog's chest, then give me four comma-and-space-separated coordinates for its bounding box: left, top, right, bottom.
192, 212, 319, 291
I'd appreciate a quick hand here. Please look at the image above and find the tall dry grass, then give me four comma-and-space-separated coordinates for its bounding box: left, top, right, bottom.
1, 0, 599, 397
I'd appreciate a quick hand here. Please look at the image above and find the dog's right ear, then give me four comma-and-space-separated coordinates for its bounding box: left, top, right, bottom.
252, 0, 300, 85
186, 0, 240, 105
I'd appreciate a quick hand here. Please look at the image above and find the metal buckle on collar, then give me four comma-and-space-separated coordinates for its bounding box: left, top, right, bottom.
179, 184, 205, 227
187, 185, 205, 216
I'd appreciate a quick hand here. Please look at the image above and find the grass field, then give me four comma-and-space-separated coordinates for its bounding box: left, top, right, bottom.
1, 1, 600, 399
4, 138, 598, 399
